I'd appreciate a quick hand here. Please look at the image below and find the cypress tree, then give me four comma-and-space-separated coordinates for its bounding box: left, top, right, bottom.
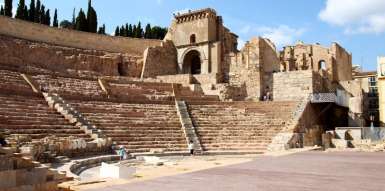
0, 6, 4, 15
144, 23, 151, 39
97, 24, 105, 34
136, 22, 143, 38
119, 25, 125, 37
151, 26, 158, 39
15, 0, 25, 19
125, 23, 129, 37
4, 0, 12, 17
53, 9, 58, 27
114, 26, 120, 36
75, 9, 88, 32
23, 5, 28, 20
59, 20, 72, 29
34, 0, 40, 22
28, 0, 35, 21
39, 5, 45, 24
72, 8, 76, 29
132, 24, 137, 38
87, 0, 97, 33
45, 9, 50, 25
128, 24, 133, 37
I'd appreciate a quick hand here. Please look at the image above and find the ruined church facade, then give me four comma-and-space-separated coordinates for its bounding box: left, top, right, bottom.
157, 8, 353, 101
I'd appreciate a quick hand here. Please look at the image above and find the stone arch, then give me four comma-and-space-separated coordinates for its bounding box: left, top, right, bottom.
117, 62, 126, 76
318, 60, 327, 71
182, 50, 201, 74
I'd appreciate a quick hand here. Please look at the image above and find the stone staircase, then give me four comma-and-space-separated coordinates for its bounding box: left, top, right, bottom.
43, 92, 102, 139
175, 100, 203, 153
267, 96, 310, 151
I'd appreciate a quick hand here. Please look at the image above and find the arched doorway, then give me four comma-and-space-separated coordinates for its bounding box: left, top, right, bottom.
318, 60, 326, 71
183, 50, 201, 74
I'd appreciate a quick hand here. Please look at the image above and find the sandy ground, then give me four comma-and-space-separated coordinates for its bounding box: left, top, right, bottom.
84, 151, 385, 191
60, 147, 317, 191
62, 155, 257, 191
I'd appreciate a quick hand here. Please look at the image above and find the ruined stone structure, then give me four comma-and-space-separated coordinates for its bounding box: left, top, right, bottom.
280, 42, 352, 82
0, 8, 358, 189
165, 8, 238, 76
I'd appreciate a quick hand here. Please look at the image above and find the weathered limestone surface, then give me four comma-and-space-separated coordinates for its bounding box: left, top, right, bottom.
0, 15, 161, 54
280, 42, 352, 82
0, 35, 143, 77
0, 152, 69, 191
141, 41, 178, 78
273, 70, 314, 101
228, 37, 280, 100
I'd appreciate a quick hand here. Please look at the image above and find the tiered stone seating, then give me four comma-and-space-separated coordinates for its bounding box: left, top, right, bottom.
0, 94, 92, 141
69, 100, 187, 153
178, 86, 219, 101
187, 101, 298, 152
108, 81, 175, 102
0, 69, 35, 95
32, 75, 105, 99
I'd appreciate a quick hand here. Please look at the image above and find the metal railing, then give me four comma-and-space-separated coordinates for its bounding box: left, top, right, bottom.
310, 93, 337, 103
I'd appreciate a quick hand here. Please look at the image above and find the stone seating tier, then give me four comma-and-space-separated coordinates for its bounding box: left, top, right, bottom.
68, 100, 187, 153
0, 94, 92, 142
188, 101, 298, 152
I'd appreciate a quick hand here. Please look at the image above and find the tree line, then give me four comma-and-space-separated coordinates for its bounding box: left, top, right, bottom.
114, 23, 167, 40
1, 0, 57, 26
0, 0, 167, 39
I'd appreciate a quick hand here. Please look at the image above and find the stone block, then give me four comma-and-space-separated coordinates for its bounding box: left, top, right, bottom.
100, 162, 135, 179
331, 139, 348, 149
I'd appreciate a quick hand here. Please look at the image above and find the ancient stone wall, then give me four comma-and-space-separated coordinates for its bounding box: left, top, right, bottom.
228, 37, 280, 99
280, 42, 352, 82
273, 70, 314, 101
0, 16, 162, 54
141, 41, 178, 78
0, 35, 143, 77
157, 74, 192, 84
332, 43, 353, 81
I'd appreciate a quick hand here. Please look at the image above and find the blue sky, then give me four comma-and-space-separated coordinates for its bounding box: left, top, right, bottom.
2, 0, 385, 71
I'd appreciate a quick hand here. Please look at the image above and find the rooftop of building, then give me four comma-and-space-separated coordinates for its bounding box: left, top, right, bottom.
174, 8, 217, 18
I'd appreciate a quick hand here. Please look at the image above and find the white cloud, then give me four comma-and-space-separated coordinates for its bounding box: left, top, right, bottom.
319, 0, 385, 34
237, 38, 246, 50
256, 25, 306, 47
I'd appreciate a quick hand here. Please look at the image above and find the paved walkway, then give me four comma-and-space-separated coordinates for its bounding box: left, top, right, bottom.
87, 151, 385, 191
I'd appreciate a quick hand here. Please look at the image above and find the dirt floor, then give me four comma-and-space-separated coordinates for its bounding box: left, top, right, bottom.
76, 151, 385, 191
64, 154, 258, 191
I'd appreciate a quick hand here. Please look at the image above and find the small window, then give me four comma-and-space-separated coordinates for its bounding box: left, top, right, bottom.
190, 34, 196, 44
319, 60, 326, 70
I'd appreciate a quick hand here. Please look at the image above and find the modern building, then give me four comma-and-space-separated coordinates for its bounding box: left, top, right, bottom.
378, 57, 385, 127
353, 71, 379, 126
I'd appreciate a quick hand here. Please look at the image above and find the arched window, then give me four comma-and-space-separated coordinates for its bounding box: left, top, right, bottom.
190, 34, 196, 44
319, 60, 326, 71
